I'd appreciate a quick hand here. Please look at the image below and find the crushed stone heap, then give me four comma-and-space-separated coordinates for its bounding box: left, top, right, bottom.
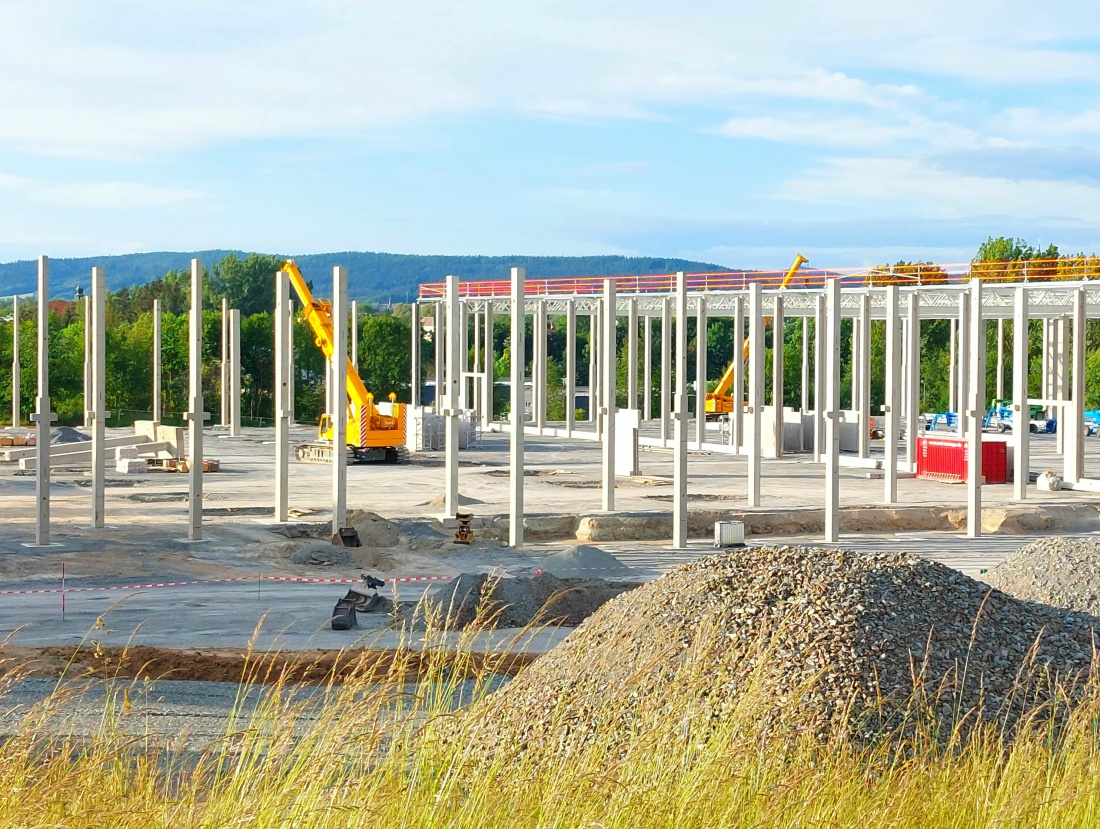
458, 545, 1099, 757
983, 537, 1100, 617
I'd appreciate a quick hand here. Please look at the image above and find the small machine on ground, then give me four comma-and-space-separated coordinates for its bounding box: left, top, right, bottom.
331, 574, 386, 631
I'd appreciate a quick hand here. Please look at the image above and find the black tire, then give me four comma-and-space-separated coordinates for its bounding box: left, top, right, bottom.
996, 422, 1006, 433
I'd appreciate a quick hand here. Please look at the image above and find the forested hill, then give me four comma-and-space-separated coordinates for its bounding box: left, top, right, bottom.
0, 251, 730, 302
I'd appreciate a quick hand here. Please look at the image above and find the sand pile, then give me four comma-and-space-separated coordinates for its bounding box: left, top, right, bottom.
458, 545, 1099, 757
536, 545, 633, 579
983, 537, 1100, 616
275, 509, 400, 548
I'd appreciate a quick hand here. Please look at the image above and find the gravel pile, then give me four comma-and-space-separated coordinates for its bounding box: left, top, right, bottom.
457, 545, 1099, 757
536, 545, 634, 579
50, 426, 89, 445
983, 537, 1100, 616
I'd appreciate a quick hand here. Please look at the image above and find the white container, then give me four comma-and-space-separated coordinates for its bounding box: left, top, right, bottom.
714, 520, 745, 547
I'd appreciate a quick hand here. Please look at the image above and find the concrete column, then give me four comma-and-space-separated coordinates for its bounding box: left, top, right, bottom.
509, 268, 526, 548
434, 302, 444, 413
444, 275, 461, 518
957, 292, 970, 438
1041, 319, 1051, 401
83, 295, 91, 428
949, 318, 957, 413
823, 278, 842, 542
274, 270, 290, 523
351, 300, 359, 369
601, 280, 617, 512
482, 302, 494, 427
10, 293, 19, 428
31, 258, 57, 546
221, 297, 229, 427
460, 302, 470, 410
229, 309, 241, 437
535, 300, 547, 432
812, 294, 824, 462
966, 278, 985, 538
593, 302, 603, 438
588, 312, 598, 423
1065, 289, 1086, 484
90, 267, 107, 529
643, 314, 653, 421
883, 285, 901, 504
695, 296, 707, 449
287, 300, 296, 424
996, 318, 1005, 402
800, 316, 810, 416
1056, 317, 1067, 455
732, 296, 745, 452
905, 292, 920, 472
184, 259, 209, 542
772, 296, 785, 458
856, 294, 870, 458
1013, 288, 1030, 500
410, 301, 421, 408
747, 282, 764, 506
152, 299, 162, 424
900, 316, 909, 427
627, 298, 638, 412
331, 267, 349, 535
673, 272, 689, 547
660, 297, 671, 444
565, 299, 576, 437
472, 309, 481, 421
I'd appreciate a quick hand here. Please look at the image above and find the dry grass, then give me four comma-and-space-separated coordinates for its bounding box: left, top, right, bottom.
2, 604, 1100, 828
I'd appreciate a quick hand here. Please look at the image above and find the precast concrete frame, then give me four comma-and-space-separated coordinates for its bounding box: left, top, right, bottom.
416, 277, 1100, 546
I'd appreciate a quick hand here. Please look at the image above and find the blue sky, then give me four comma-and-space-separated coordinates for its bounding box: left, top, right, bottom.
1, 0, 1099, 271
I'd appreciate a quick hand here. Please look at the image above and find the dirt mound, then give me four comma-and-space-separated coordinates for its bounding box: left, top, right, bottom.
457, 545, 1099, 758
422, 493, 485, 508
50, 426, 89, 445
419, 572, 640, 629
271, 540, 396, 570
537, 545, 633, 579
274, 509, 400, 548
285, 541, 352, 566
983, 537, 1100, 616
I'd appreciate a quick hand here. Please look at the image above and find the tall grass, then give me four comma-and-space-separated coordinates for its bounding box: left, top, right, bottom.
3, 608, 1100, 828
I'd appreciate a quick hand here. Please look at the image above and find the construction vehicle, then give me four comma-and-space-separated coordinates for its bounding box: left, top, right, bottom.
705, 254, 808, 418
284, 260, 407, 463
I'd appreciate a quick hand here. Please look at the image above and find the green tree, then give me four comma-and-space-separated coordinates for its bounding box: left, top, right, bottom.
355, 314, 412, 402
209, 253, 284, 316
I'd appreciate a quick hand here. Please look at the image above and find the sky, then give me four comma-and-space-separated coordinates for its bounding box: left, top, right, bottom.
1, 0, 1099, 271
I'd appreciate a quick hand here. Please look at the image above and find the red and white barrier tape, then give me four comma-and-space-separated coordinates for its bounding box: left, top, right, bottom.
0, 574, 454, 596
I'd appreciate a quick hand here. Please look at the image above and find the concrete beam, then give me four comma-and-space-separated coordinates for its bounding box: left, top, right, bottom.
20, 441, 168, 471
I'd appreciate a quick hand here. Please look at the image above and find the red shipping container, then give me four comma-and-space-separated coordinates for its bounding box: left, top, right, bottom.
916, 437, 1007, 484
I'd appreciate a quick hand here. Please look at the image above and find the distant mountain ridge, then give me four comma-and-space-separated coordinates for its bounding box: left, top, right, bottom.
0, 250, 733, 303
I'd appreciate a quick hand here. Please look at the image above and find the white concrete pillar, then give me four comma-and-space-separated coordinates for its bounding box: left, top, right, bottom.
460, 301, 470, 410
1041, 319, 1051, 401
83, 295, 91, 428
601, 280, 617, 512
274, 270, 290, 523
1056, 317, 1067, 455
472, 308, 481, 421
660, 297, 671, 445
482, 302, 494, 427
957, 292, 970, 438
434, 302, 444, 413
10, 293, 19, 428
152, 299, 162, 424
883, 285, 901, 504
351, 300, 359, 370
1013, 289, 1030, 500
966, 278, 985, 538
410, 301, 421, 408
673, 272, 689, 547
287, 300, 296, 424
588, 312, 598, 423
812, 294, 824, 462
31, 258, 57, 546
509, 268, 526, 548
593, 302, 603, 438
220, 297, 229, 427
905, 292, 920, 473
747, 282, 764, 506
535, 300, 547, 432
90, 267, 107, 529
185, 259, 209, 542
643, 314, 652, 421
823, 278, 842, 542
695, 296, 707, 449
229, 309, 241, 437
331, 267, 349, 534
772, 295, 785, 458
949, 317, 957, 413
800, 315, 810, 416
627, 298, 638, 413
565, 299, 576, 437
996, 318, 1005, 402
856, 294, 870, 458
732, 296, 745, 452
444, 275, 461, 518
1065, 289, 1086, 484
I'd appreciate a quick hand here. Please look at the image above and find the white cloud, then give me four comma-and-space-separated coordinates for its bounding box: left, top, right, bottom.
0, 174, 203, 209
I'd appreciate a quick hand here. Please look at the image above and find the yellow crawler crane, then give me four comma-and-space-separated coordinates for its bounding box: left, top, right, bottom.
284, 260, 407, 463
704, 254, 808, 419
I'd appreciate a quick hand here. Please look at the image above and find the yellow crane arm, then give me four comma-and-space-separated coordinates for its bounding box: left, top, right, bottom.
283, 260, 376, 410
